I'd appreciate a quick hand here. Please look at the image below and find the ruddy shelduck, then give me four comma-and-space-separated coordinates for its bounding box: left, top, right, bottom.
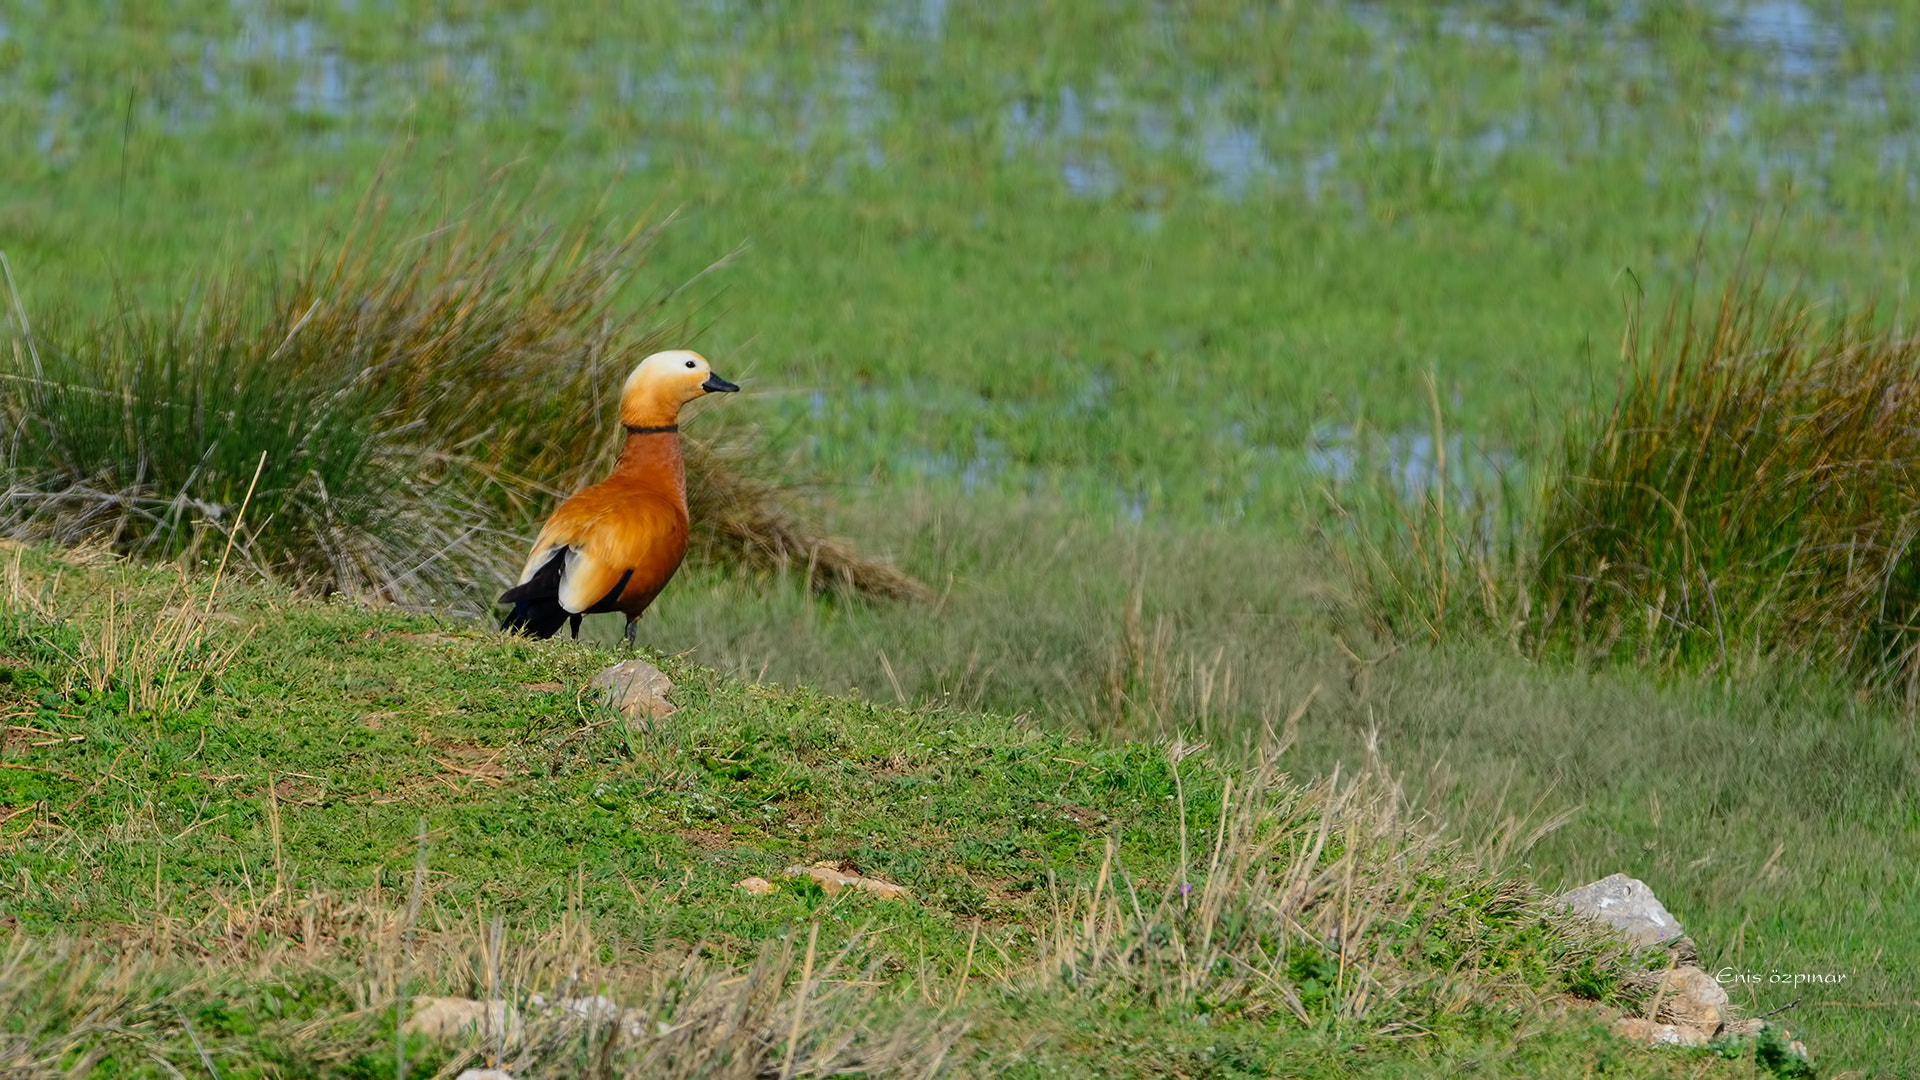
499, 349, 739, 643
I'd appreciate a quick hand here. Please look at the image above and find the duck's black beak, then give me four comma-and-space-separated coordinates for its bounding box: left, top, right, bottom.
702, 373, 740, 393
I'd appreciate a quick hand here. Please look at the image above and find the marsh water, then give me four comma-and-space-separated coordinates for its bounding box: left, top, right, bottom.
13, 1, 1920, 520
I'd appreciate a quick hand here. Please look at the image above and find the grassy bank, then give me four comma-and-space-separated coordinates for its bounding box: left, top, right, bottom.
0, 540, 1788, 1078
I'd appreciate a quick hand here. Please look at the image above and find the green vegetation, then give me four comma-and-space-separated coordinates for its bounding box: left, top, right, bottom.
1532, 269, 1920, 696
0, 545, 1796, 1077
4, 0, 1918, 1074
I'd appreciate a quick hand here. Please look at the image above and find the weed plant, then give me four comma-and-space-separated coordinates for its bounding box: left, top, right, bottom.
1318, 375, 1536, 651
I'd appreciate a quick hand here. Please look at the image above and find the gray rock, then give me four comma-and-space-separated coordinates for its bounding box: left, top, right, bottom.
1556, 873, 1686, 948
535, 993, 651, 1039
553, 994, 623, 1023
590, 659, 675, 723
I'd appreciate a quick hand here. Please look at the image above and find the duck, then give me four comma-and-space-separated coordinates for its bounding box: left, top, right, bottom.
499, 349, 739, 644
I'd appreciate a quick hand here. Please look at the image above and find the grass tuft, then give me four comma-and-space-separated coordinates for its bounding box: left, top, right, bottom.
1337, 254, 1920, 704
1532, 261, 1920, 697
0, 186, 924, 610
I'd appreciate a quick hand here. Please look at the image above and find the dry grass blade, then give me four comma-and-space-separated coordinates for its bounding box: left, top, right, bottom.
0, 905, 967, 1080
1025, 719, 1635, 1035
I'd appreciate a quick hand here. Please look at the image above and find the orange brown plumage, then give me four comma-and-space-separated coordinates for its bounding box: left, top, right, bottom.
499, 350, 739, 642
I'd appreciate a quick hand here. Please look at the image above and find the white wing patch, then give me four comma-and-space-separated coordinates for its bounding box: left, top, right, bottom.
556, 547, 617, 614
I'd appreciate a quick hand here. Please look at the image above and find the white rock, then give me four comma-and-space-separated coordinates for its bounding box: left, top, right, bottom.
554, 995, 623, 1024
1556, 873, 1687, 948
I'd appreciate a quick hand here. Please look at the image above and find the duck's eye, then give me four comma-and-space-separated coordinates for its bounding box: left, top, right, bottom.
685, 360, 697, 369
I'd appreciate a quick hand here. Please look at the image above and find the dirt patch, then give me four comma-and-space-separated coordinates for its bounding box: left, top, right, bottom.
433, 744, 514, 786
3, 724, 83, 750
1037, 801, 1109, 830
960, 870, 1027, 900
518, 681, 566, 694
272, 774, 329, 806
861, 750, 924, 776
677, 828, 732, 851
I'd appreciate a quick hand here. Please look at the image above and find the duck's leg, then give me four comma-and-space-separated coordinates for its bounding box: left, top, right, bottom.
623, 616, 639, 651
569, 613, 583, 639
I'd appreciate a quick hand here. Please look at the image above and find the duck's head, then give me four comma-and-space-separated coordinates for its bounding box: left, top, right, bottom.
619, 350, 739, 429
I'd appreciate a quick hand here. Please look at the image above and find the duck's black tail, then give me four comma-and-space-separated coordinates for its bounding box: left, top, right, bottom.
499, 549, 573, 638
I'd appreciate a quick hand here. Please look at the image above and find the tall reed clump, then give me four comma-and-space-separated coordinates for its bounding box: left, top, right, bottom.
1334, 258, 1920, 703
1532, 268, 1920, 696
0, 194, 924, 608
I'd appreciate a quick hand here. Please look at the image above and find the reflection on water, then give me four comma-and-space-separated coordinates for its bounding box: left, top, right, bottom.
20, 0, 1901, 208
1732, 0, 1844, 81
1307, 422, 1515, 503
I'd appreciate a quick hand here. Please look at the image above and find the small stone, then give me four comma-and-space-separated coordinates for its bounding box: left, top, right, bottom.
1612, 1017, 1712, 1047
783, 862, 910, 900
737, 876, 777, 895
1651, 965, 1726, 1032
590, 659, 675, 723
403, 996, 523, 1044
1556, 873, 1687, 948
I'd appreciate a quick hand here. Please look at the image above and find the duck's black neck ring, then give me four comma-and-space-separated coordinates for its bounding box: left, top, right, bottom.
624, 424, 679, 435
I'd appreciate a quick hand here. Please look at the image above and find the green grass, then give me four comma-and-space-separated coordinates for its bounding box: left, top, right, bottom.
9, 1, 1920, 517
0, 191, 920, 607
0, 541, 1780, 1078
609, 489, 1918, 1072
